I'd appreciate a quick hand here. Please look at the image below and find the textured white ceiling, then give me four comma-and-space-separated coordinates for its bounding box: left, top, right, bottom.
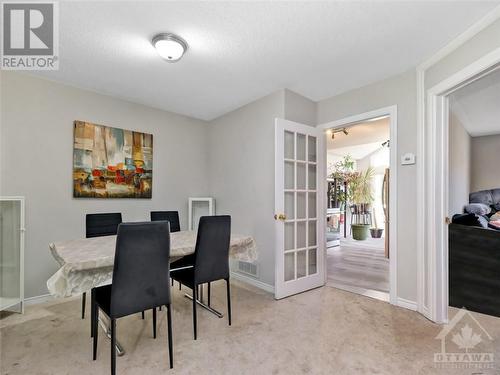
327, 118, 390, 151
328, 142, 383, 160
31, 1, 499, 120
450, 67, 500, 137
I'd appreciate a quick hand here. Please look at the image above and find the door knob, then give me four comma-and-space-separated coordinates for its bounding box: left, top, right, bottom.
274, 213, 287, 221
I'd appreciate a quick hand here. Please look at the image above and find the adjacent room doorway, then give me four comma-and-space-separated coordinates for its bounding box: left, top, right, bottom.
422, 54, 500, 323
318, 106, 398, 305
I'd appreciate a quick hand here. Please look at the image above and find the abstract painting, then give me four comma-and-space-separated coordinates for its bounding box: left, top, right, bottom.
73, 121, 153, 198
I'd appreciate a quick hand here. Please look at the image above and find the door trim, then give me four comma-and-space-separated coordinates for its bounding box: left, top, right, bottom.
420, 48, 500, 323
317, 105, 398, 306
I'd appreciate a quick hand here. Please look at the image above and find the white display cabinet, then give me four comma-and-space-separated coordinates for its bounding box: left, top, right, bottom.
188, 197, 215, 231
0, 197, 25, 313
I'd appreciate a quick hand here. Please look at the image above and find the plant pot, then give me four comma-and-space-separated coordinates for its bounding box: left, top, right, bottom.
351, 224, 370, 241
370, 228, 384, 238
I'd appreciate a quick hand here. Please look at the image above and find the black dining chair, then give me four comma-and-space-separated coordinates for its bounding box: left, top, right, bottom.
92, 221, 173, 374
151, 211, 191, 290
150, 211, 180, 232
84, 213, 122, 320
170, 215, 231, 340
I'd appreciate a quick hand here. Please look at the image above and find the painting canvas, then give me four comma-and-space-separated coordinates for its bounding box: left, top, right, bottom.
73, 121, 153, 198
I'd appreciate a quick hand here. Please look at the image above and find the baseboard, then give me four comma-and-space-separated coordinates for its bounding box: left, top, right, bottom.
397, 297, 417, 311
24, 293, 54, 306
230, 271, 274, 294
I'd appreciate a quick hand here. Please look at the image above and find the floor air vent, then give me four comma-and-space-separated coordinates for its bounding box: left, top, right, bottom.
237, 261, 259, 278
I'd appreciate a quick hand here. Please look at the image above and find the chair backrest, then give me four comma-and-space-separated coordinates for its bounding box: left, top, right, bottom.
150, 211, 180, 232
86, 213, 122, 238
194, 216, 231, 284
110, 221, 171, 319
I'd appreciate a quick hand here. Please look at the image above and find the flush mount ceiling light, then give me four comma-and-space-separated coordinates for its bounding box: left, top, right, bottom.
152, 33, 188, 62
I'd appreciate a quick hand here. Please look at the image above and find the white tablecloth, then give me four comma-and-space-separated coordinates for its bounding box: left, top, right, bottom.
47, 231, 257, 297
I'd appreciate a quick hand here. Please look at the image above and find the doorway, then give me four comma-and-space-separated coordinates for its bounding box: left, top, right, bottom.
318, 106, 398, 305
423, 56, 500, 323
448, 67, 500, 318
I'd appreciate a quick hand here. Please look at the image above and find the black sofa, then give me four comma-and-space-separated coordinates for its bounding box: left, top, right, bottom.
449, 188, 500, 318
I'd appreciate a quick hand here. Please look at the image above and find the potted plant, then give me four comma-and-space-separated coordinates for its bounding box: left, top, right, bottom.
328, 155, 356, 212
370, 207, 384, 238
349, 167, 374, 241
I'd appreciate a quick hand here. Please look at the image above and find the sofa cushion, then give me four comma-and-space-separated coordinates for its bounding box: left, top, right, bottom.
492, 189, 500, 210
464, 203, 491, 216
452, 213, 489, 229
488, 220, 500, 230
470, 190, 493, 206
470, 188, 500, 209
491, 212, 500, 221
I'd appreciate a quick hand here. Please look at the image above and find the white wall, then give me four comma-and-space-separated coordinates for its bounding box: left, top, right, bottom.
425, 18, 500, 90
208, 91, 285, 287
448, 113, 471, 215
471, 134, 500, 192
284, 89, 317, 126
317, 70, 418, 302
0, 72, 210, 298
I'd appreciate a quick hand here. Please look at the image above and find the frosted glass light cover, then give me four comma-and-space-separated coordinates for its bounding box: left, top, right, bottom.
153, 34, 188, 62
155, 40, 185, 61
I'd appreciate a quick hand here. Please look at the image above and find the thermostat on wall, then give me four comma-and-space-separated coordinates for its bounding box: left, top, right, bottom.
401, 153, 416, 165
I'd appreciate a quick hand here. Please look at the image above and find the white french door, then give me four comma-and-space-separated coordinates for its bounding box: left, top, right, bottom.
274, 118, 326, 299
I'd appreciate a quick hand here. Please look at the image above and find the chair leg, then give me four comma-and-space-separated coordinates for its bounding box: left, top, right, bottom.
152, 308, 157, 339
207, 282, 211, 307
82, 292, 86, 319
92, 304, 98, 360
192, 285, 197, 340
90, 289, 95, 338
166, 304, 173, 369
111, 319, 116, 375
141, 311, 145, 320
178, 281, 181, 290
171, 278, 174, 287
226, 278, 232, 326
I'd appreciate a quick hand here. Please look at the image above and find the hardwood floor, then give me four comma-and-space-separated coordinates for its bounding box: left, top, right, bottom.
326, 236, 389, 294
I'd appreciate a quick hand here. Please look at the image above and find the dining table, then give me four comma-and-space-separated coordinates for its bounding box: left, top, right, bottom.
47, 230, 257, 355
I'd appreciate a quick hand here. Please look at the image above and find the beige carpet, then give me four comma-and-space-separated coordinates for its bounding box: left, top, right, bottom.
327, 236, 389, 293
1, 280, 500, 375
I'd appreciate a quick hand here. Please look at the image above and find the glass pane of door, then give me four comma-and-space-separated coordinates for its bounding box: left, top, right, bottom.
296, 163, 306, 190
285, 252, 295, 281
297, 134, 306, 161
284, 131, 294, 159
297, 250, 307, 278
285, 192, 295, 220
308, 136, 316, 162
284, 161, 294, 189
308, 248, 317, 275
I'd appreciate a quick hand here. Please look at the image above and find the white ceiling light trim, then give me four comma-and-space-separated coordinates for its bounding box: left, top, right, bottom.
152, 33, 188, 62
